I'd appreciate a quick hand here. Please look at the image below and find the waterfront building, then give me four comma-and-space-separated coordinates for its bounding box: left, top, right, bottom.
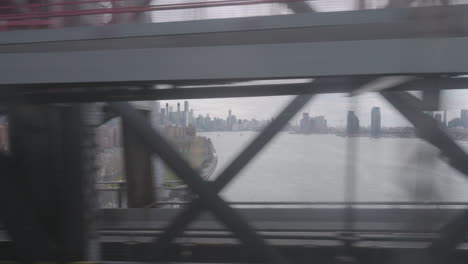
189, 109, 195, 126
347, 111, 360, 135
177, 102, 181, 126
312, 116, 327, 133
195, 114, 203, 130
160, 108, 166, 126
299, 113, 311, 133
371, 107, 381, 137
204, 114, 212, 131
298, 113, 327, 134
165, 103, 169, 119
227, 110, 235, 131
184, 101, 189, 127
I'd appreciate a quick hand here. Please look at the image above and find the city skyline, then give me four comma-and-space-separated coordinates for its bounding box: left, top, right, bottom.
159, 98, 468, 130
159, 101, 272, 132
159, 90, 468, 128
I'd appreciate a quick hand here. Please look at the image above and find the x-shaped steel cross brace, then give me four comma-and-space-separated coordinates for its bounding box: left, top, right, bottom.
381, 90, 468, 263
108, 93, 313, 263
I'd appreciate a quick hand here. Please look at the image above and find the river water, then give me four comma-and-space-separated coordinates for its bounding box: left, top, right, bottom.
199, 131, 468, 203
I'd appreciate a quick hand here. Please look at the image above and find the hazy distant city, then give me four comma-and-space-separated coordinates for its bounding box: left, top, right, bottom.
159, 101, 468, 140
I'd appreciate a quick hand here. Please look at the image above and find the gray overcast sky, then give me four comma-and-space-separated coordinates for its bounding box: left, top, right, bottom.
154, 0, 468, 127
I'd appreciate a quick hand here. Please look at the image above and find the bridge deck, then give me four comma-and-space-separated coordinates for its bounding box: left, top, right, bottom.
99, 208, 462, 237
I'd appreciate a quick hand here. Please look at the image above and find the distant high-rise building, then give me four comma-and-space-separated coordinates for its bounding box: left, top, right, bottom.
300, 113, 311, 133
183, 101, 189, 127
461, 109, 468, 128
227, 110, 234, 131
177, 103, 181, 125
312, 116, 327, 133
196, 114, 204, 130
160, 109, 166, 126
204, 114, 212, 131
189, 109, 195, 125
425, 111, 445, 127
371, 107, 381, 137
298, 114, 327, 134
231, 115, 237, 131
347, 111, 360, 135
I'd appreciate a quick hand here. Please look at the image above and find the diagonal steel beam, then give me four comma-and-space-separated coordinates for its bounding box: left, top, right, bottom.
428, 209, 468, 262
380, 91, 468, 177
151, 78, 370, 255
285, 1, 315, 13
108, 102, 290, 264
380, 91, 468, 259
151, 94, 314, 257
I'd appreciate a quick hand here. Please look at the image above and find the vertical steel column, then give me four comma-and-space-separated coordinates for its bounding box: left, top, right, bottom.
122, 109, 155, 208
4, 104, 91, 261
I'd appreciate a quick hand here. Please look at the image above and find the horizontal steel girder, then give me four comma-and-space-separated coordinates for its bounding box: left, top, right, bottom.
0, 77, 467, 103
1, 5, 468, 50
2, 5, 468, 85
2, 37, 468, 85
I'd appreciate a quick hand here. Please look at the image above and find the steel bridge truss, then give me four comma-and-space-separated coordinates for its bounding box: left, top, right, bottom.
2, 4, 468, 263
104, 75, 468, 264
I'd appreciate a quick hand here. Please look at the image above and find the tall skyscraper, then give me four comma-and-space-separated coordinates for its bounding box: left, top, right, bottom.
177, 102, 181, 125
461, 109, 468, 128
371, 107, 381, 137
189, 109, 194, 125
204, 114, 212, 131
183, 101, 189, 127
227, 110, 233, 131
347, 111, 360, 135
165, 103, 169, 120
160, 108, 166, 126
299, 113, 311, 133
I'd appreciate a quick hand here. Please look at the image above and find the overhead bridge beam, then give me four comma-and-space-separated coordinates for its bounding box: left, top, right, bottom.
2, 5, 468, 51
1, 5, 468, 85
2, 37, 468, 85
0, 77, 467, 104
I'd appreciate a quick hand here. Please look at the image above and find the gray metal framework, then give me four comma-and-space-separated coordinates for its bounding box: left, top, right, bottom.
102, 76, 468, 263
2, 4, 468, 263
0, 76, 466, 104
